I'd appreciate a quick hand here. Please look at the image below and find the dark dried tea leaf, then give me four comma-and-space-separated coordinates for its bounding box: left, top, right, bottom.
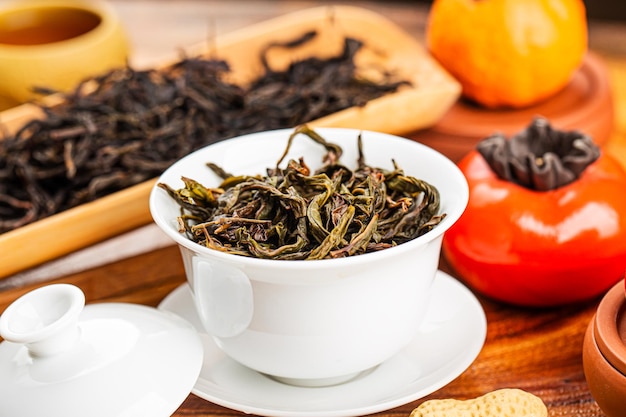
0, 30, 409, 234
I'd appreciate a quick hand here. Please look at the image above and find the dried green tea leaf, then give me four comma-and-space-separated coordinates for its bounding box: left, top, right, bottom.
160, 125, 444, 260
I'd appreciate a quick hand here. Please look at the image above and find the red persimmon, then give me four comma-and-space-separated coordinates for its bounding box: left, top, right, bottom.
443, 118, 626, 306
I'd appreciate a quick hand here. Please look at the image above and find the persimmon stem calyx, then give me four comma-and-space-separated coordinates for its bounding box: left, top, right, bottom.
476, 117, 600, 191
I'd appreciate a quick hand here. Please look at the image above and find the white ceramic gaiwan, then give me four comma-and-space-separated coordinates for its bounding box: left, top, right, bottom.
150, 127, 469, 386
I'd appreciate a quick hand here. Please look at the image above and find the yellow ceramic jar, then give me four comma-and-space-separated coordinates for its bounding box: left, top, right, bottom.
0, 0, 129, 108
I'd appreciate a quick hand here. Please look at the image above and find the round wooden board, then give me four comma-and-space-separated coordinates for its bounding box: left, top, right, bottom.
411, 52, 614, 162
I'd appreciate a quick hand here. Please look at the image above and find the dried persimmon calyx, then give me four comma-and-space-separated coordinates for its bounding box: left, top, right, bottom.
476, 116, 600, 191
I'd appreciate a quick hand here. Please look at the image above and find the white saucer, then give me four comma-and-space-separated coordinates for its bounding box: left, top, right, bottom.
158, 271, 487, 417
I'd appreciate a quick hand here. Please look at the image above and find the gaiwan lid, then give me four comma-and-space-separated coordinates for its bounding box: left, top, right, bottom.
0, 284, 203, 417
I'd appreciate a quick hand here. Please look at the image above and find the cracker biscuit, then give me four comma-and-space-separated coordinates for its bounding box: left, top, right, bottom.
410, 388, 548, 417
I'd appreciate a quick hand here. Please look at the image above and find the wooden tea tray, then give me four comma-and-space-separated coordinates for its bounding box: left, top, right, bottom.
0, 5, 460, 279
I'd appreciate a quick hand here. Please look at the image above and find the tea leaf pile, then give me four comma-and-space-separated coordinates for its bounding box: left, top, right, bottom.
0, 32, 408, 233
159, 125, 445, 260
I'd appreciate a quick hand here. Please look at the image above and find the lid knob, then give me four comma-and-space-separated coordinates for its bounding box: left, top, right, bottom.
0, 284, 84, 357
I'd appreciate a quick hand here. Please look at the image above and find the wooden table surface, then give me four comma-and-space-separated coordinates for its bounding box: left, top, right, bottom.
3, 1, 626, 416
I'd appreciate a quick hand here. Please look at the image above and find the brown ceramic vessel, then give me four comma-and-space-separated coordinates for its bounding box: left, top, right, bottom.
582, 279, 626, 417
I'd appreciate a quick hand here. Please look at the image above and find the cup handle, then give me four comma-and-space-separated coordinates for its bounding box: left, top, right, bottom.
192, 259, 254, 338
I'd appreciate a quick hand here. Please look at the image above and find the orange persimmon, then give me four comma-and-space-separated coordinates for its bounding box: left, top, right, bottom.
426, 0, 588, 109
